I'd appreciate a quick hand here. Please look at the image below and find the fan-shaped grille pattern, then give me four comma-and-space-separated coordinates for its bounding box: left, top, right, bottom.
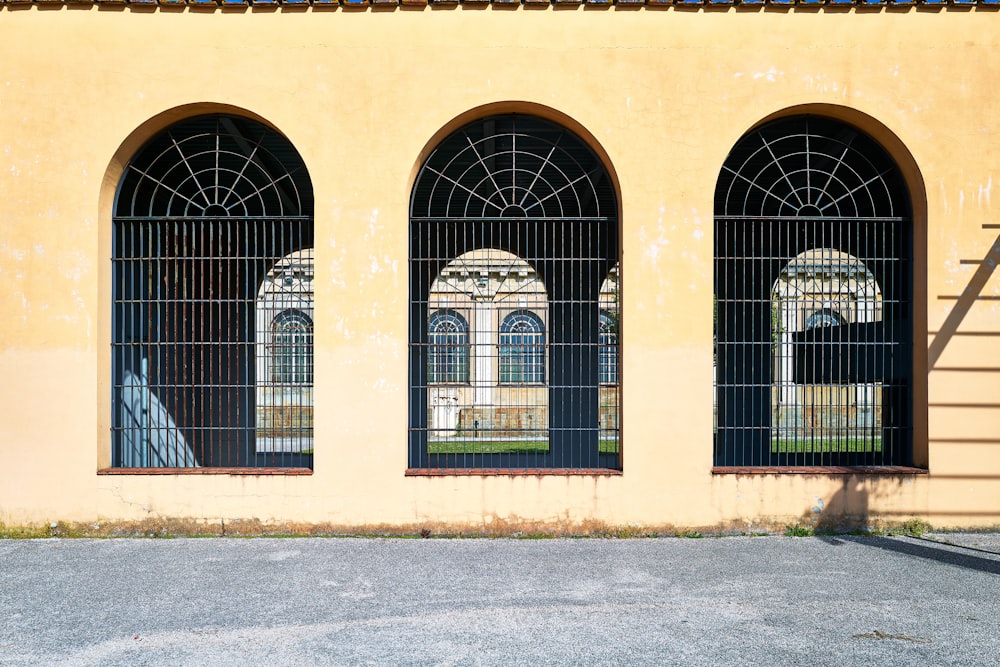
411, 116, 614, 220
112, 114, 315, 470
715, 117, 906, 219
713, 116, 912, 468
115, 115, 313, 218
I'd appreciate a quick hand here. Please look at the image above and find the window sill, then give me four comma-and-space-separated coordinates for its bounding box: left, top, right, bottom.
406, 468, 622, 477
98, 468, 313, 476
712, 466, 928, 476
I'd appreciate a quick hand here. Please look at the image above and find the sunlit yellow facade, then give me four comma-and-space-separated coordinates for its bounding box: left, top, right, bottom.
1, 2, 999, 532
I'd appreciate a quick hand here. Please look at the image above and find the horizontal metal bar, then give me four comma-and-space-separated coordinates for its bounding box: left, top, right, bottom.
114, 216, 312, 223
411, 217, 613, 223
716, 215, 907, 223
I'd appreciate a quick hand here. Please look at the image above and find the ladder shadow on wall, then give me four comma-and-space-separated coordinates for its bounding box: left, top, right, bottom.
926, 225, 1000, 476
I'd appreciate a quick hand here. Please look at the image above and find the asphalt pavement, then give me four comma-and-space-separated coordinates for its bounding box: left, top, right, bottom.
1, 533, 998, 666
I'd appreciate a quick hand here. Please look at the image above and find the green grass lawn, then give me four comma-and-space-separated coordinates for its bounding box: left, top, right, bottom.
428, 439, 620, 455
771, 437, 882, 454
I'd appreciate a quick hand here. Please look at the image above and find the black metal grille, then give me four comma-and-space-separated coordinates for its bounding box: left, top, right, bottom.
409, 115, 620, 470
112, 115, 315, 469
714, 117, 913, 467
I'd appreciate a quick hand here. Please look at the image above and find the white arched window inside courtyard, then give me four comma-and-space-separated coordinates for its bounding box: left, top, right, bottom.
499, 311, 546, 384
271, 309, 314, 385
428, 309, 470, 384
255, 249, 314, 455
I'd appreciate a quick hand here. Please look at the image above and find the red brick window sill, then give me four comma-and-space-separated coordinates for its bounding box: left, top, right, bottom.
406, 468, 622, 477
712, 466, 928, 475
98, 468, 313, 476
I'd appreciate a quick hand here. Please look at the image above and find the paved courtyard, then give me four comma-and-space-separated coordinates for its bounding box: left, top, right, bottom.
1, 533, 998, 666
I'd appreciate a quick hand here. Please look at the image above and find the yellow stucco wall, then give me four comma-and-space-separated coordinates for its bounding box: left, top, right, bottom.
1, 5, 998, 530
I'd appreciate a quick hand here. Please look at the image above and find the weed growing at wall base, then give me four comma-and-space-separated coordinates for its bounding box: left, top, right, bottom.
888, 517, 932, 537
784, 523, 816, 537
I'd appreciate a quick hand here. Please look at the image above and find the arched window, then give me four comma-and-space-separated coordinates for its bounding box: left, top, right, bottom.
598, 310, 618, 385
499, 311, 545, 384
254, 250, 314, 457
112, 114, 314, 469
804, 309, 847, 330
409, 114, 620, 470
272, 310, 314, 385
714, 115, 912, 468
597, 266, 620, 451
428, 310, 470, 384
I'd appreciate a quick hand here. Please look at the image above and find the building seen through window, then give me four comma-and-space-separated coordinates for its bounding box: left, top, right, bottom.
410, 114, 620, 470
255, 250, 314, 456
770, 249, 882, 455
426, 249, 549, 444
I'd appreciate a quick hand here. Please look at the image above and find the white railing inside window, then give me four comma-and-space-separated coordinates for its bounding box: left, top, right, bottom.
119, 358, 199, 468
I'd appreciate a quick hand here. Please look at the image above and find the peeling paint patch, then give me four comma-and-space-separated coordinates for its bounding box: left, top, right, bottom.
753, 67, 783, 83
61, 251, 88, 282
366, 208, 380, 241
640, 205, 670, 263
15, 291, 30, 322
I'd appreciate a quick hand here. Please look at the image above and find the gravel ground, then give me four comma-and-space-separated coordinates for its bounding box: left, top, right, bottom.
1, 534, 998, 666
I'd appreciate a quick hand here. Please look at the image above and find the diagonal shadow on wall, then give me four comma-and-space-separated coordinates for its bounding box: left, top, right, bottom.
928, 226, 1000, 369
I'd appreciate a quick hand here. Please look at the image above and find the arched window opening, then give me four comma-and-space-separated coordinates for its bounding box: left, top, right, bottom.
272, 310, 314, 385
254, 250, 314, 456
714, 115, 912, 467
410, 114, 620, 470
112, 114, 314, 469
428, 309, 470, 384
598, 265, 620, 387
598, 265, 620, 452
598, 311, 618, 385
804, 309, 848, 331
500, 311, 546, 384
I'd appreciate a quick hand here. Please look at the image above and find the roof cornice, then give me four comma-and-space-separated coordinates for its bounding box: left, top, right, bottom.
2, 0, 998, 8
